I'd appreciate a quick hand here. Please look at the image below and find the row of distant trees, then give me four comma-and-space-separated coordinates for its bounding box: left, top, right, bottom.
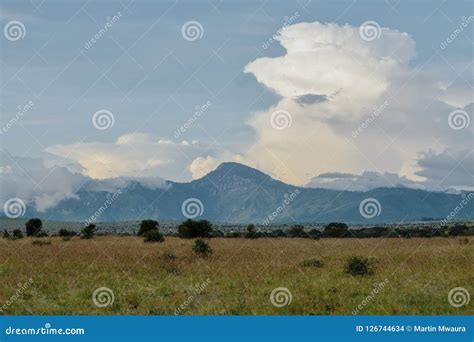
3, 218, 472, 241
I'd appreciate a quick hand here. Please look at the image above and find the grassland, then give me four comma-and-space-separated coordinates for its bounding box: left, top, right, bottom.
0, 236, 472, 315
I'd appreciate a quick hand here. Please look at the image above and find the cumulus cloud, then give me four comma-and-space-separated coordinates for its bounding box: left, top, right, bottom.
46, 133, 210, 181
240, 21, 472, 187
0, 151, 86, 212
306, 170, 424, 192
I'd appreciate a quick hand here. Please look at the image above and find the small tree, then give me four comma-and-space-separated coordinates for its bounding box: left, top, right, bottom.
81, 224, 96, 239
288, 225, 305, 238
344, 256, 373, 276
245, 224, 257, 239
25, 218, 42, 237
193, 239, 212, 257
178, 219, 213, 238
143, 230, 164, 243
138, 220, 159, 236
323, 222, 349, 238
2, 230, 10, 239
12, 229, 23, 239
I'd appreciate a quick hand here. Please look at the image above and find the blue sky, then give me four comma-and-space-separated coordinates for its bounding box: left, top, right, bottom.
1, 0, 473, 205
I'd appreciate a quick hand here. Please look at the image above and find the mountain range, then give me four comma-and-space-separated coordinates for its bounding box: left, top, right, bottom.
16, 162, 474, 224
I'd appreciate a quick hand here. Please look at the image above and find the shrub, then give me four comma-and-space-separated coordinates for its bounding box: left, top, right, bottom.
2, 230, 10, 239
449, 224, 468, 236
178, 219, 213, 238
344, 256, 373, 276
211, 230, 225, 238
25, 218, 42, 237
308, 229, 321, 240
81, 224, 96, 239
459, 238, 469, 245
245, 224, 257, 239
138, 220, 159, 236
225, 231, 241, 238
58, 229, 76, 237
161, 251, 176, 261
32, 239, 51, 246
193, 239, 212, 257
300, 258, 323, 268
323, 222, 349, 238
288, 225, 305, 238
35, 231, 49, 238
62, 236, 72, 242
143, 230, 164, 243
271, 229, 286, 238
12, 229, 23, 239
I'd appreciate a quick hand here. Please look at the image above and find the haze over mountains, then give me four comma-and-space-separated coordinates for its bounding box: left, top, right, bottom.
9, 162, 474, 224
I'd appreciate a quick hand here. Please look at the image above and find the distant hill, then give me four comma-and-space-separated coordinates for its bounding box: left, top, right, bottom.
8, 162, 474, 224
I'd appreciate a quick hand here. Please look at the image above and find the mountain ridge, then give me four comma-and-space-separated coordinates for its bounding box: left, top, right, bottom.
10, 162, 474, 224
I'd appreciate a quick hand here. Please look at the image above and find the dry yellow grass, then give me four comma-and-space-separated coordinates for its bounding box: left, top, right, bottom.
0, 236, 472, 315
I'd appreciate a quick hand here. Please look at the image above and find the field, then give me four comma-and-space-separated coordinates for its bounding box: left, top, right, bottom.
0, 236, 472, 315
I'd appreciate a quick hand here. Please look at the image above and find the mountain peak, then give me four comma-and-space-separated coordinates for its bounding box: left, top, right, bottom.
203, 162, 270, 182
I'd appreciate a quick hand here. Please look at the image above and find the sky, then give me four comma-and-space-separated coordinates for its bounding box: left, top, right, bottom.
1, 0, 473, 210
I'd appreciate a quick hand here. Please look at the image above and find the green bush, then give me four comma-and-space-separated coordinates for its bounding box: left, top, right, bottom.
58, 229, 76, 237
143, 230, 164, 243
300, 258, 324, 268
178, 219, 213, 238
12, 229, 23, 239
35, 231, 49, 238
81, 224, 96, 239
323, 222, 349, 237
344, 256, 373, 276
2, 230, 10, 239
25, 218, 42, 237
245, 224, 257, 239
138, 220, 159, 236
193, 239, 212, 257
288, 225, 305, 238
